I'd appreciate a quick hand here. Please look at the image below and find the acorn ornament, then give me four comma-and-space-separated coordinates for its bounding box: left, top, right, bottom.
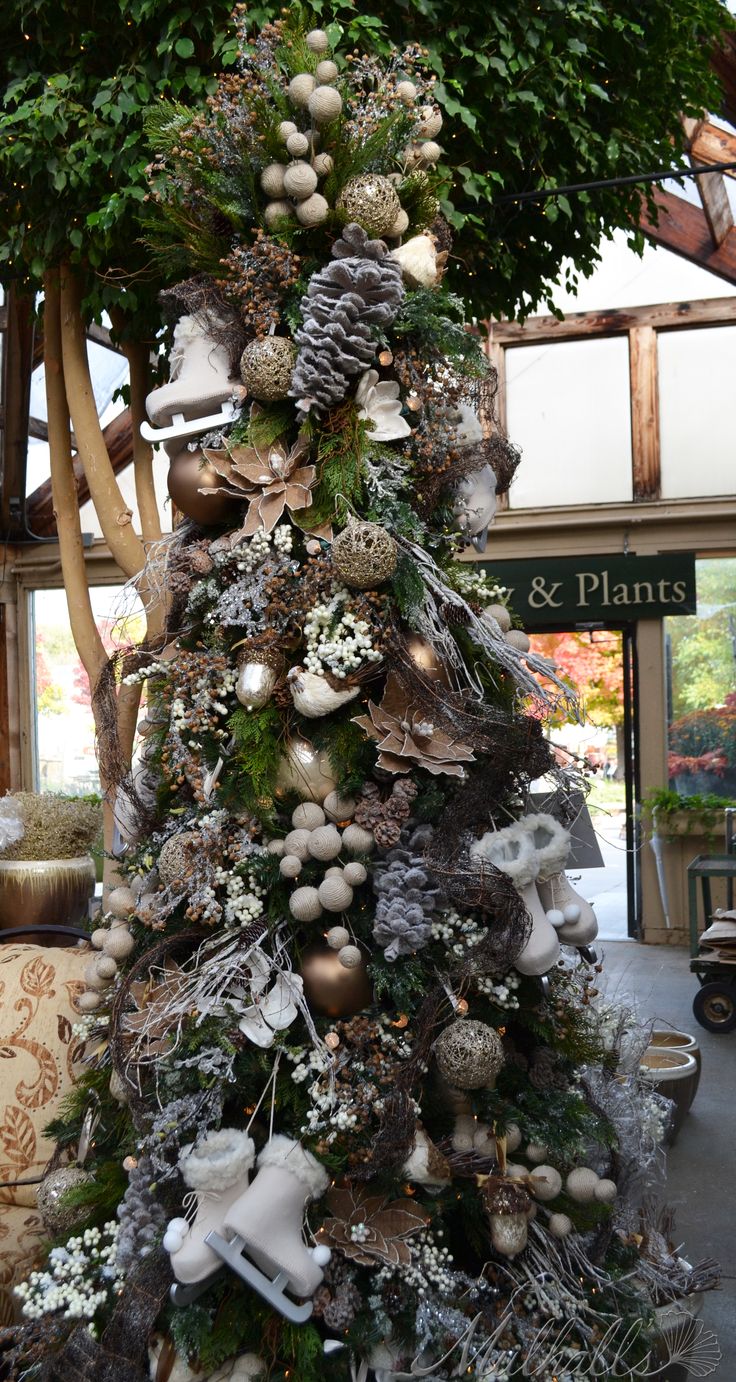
485, 1181, 531, 1258
336, 175, 402, 238
331, 517, 398, 589
240, 337, 296, 402
235, 647, 284, 711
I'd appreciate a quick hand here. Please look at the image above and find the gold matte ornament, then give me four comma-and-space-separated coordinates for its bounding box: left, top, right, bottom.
336, 175, 402, 237
167, 448, 234, 526
331, 517, 398, 589
240, 337, 296, 401
299, 942, 372, 1017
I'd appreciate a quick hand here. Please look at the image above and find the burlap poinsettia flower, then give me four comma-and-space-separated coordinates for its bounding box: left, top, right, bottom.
353, 672, 475, 777
122, 959, 190, 1057
203, 405, 317, 537
318, 1185, 429, 1267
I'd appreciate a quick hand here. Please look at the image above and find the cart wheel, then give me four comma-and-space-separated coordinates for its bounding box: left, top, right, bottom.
692, 981, 736, 1033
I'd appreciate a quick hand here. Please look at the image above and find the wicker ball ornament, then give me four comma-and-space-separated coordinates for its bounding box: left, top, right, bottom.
331, 518, 398, 589
434, 1020, 505, 1090
37, 1167, 94, 1236
336, 175, 402, 237
158, 830, 200, 886
240, 337, 296, 402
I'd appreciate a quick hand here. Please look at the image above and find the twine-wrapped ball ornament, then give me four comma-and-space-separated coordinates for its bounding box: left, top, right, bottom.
286, 131, 310, 158
594, 1177, 617, 1204
338, 943, 362, 968
417, 106, 443, 138
395, 80, 417, 104
387, 209, 410, 239
102, 926, 135, 960
342, 824, 374, 855
279, 854, 302, 879
240, 337, 296, 402
264, 200, 293, 229
292, 802, 325, 830
316, 60, 338, 83
331, 518, 398, 589
308, 85, 343, 124
296, 194, 329, 227
283, 161, 318, 201
283, 828, 312, 861
108, 886, 136, 918
484, 603, 512, 633
78, 990, 101, 1013
290, 886, 323, 923
312, 153, 334, 178
336, 175, 401, 237
318, 875, 354, 912
343, 861, 367, 886
260, 163, 287, 197
505, 629, 531, 653
566, 1167, 599, 1203
308, 825, 342, 861
548, 1212, 573, 1239
526, 1142, 548, 1164
278, 120, 298, 141
434, 1020, 505, 1089
37, 1167, 94, 1236
306, 28, 329, 52
324, 791, 356, 823
529, 1165, 562, 1201
288, 73, 317, 107
326, 925, 350, 950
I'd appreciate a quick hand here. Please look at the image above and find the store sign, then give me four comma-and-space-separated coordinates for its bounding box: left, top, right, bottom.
480, 553, 696, 626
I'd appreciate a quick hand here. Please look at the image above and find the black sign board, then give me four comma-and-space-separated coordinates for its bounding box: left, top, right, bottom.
480, 553, 697, 627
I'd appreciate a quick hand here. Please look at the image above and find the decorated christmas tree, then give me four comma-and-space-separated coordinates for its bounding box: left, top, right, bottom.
6, 10, 718, 1381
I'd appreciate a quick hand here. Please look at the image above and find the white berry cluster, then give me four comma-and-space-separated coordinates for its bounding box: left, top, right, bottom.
449, 567, 508, 606
430, 909, 485, 954
223, 871, 265, 926
304, 586, 382, 679
475, 973, 521, 1010
122, 659, 171, 688
15, 1222, 123, 1322
375, 1227, 455, 1296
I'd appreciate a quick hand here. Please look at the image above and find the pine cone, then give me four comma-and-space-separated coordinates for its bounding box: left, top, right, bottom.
373, 818, 402, 849
290, 223, 404, 413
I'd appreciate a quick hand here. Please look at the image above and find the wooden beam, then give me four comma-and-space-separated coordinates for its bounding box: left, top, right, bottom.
688, 118, 736, 180
628, 325, 661, 501
0, 287, 35, 539
640, 188, 736, 286
683, 114, 734, 247
26, 407, 134, 538
487, 293, 736, 345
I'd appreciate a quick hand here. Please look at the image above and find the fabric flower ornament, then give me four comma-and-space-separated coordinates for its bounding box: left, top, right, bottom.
355, 369, 410, 441
203, 405, 317, 538
353, 673, 474, 778
318, 1185, 429, 1267
122, 960, 190, 1056
236, 971, 305, 1048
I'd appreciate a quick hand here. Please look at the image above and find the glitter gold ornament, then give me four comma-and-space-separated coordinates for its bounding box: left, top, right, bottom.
240, 337, 296, 402
336, 175, 401, 237
157, 830, 201, 886
36, 1167, 94, 1236
434, 1020, 504, 1089
331, 517, 398, 589
300, 942, 372, 1017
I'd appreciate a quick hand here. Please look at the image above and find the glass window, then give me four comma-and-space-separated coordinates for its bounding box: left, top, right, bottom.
659, 326, 736, 499
505, 337, 633, 508
666, 557, 736, 797
30, 585, 145, 795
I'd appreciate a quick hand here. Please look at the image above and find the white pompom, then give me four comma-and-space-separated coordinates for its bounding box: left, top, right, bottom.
163, 1230, 184, 1254
343, 861, 367, 886
318, 876, 354, 913
316, 60, 338, 82
323, 790, 356, 822
292, 802, 325, 830
530, 1165, 562, 1201
308, 85, 343, 125
311, 1243, 332, 1266
308, 825, 342, 862
264, 200, 293, 229
288, 73, 317, 107
260, 163, 287, 197
283, 829, 312, 861
167, 1217, 190, 1236
566, 1167, 599, 1203
289, 887, 323, 923
563, 903, 581, 922
296, 194, 330, 227
338, 944, 362, 969
594, 1178, 617, 1204
326, 925, 350, 950
342, 824, 374, 856
548, 1212, 573, 1239
283, 161, 318, 200
546, 908, 566, 928
279, 854, 302, 879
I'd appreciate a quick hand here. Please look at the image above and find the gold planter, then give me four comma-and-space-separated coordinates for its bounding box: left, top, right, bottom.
0, 856, 95, 937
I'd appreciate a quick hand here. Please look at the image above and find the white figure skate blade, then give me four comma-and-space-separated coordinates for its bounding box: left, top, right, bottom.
140, 400, 238, 446
205, 1231, 314, 1324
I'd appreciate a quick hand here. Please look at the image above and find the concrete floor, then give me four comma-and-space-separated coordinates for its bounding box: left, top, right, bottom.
601, 940, 735, 1377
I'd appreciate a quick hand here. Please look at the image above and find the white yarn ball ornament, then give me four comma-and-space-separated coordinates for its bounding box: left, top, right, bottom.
279, 855, 302, 879
343, 861, 367, 886
286, 131, 310, 158
324, 866, 343, 878
311, 152, 334, 178
264, 200, 293, 229
318, 876, 354, 913
323, 790, 356, 822
342, 824, 374, 855
505, 629, 531, 653
308, 85, 343, 125
566, 1167, 599, 1203
284, 828, 312, 861
102, 927, 135, 960
548, 1212, 573, 1239
78, 991, 101, 1013
288, 73, 317, 107
306, 28, 329, 52
308, 825, 342, 861
417, 106, 443, 138
338, 944, 362, 969
387, 209, 410, 238
266, 838, 286, 857
96, 956, 118, 981
326, 925, 350, 950
283, 161, 318, 200
419, 139, 442, 164
530, 1165, 563, 1201
292, 802, 325, 830
278, 120, 298, 141
526, 1142, 548, 1164
260, 163, 287, 197
289, 887, 323, 923
504, 1122, 522, 1153
108, 886, 136, 918
594, 1178, 617, 1204
296, 193, 330, 227
91, 928, 108, 950
484, 602, 512, 632
315, 60, 338, 82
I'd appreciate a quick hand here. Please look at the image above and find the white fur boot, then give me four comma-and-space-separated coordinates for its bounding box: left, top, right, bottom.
470, 820, 561, 976
165, 1128, 255, 1285
142, 314, 239, 445
223, 1135, 330, 1298
537, 871, 598, 945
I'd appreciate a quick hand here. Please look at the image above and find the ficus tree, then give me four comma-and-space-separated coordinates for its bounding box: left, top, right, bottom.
0, 0, 729, 852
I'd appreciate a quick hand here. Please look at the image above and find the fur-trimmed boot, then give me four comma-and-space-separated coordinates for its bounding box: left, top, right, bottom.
142, 313, 239, 445
164, 1128, 255, 1284
470, 821, 561, 976
537, 871, 598, 945
223, 1135, 330, 1298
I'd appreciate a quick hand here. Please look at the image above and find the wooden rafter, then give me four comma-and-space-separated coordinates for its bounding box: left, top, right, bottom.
0, 287, 35, 539
682, 116, 734, 248
26, 407, 134, 538
639, 188, 736, 284
487, 293, 736, 345
687, 117, 736, 180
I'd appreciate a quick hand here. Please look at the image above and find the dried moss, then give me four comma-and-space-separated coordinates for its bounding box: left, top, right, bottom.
0, 792, 102, 861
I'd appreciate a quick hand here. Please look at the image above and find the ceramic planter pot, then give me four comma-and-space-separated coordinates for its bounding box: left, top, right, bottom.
639, 1048, 699, 1144
0, 856, 95, 941
649, 1029, 701, 1102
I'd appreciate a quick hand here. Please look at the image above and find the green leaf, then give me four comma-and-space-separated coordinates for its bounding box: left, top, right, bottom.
175, 37, 196, 58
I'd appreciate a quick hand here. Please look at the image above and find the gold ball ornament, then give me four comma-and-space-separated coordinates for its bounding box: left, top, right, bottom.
264, 200, 294, 229
296, 193, 330, 227
316, 60, 338, 82
405, 633, 450, 685
288, 73, 317, 107
283, 161, 318, 201
167, 448, 234, 527
300, 942, 372, 1017
260, 163, 287, 197
306, 28, 330, 53
308, 85, 343, 125
336, 175, 402, 238
275, 737, 338, 803
434, 1020, 505, 1089
240, 337, 296, 402
37, 1167, 94, 1236
331, 517, 398, 589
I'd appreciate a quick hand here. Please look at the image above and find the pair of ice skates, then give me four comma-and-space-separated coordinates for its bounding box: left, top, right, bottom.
164, 1131, 330, 1322
470, 812, 598, 976
142, 314, 241, 448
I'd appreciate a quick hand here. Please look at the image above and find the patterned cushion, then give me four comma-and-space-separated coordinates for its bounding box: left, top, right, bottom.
0, 943, 88, 1324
